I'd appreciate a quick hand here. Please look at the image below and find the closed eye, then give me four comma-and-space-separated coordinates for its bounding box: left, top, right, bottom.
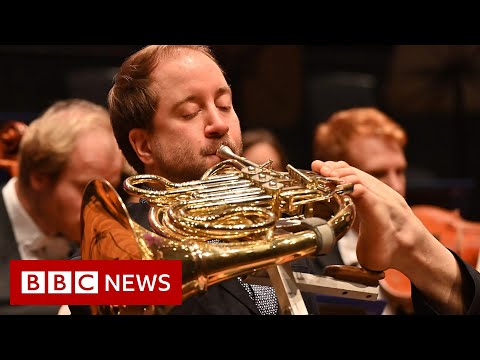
182, 111, 201, 120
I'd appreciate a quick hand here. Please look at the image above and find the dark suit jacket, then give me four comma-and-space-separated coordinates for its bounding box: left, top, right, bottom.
0, 183, 63, 315
412, 249, 480, 315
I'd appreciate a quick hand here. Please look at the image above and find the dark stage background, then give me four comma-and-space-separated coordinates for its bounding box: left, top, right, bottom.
1, 45, 478, 220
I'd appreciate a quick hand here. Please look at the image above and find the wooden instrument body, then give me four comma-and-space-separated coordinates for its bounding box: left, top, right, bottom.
0, 120, 27, 177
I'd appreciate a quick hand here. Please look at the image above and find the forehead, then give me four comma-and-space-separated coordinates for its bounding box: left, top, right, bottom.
244, 142, 279, 157
346, 135, 406, 168
151, 50, 227, 97
66, 130, 121, 172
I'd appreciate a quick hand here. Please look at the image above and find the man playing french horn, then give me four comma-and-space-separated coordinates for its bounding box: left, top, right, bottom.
73, 45, 480, 315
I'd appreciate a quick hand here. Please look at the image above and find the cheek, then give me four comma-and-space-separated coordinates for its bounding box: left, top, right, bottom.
272, 155, 284, 170
229, 119, 242, 147
398, 175, 407, 197
51, 185, 84, 222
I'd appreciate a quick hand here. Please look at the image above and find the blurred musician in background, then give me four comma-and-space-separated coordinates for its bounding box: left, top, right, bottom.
312, 106, 480, 314
242, 128, 288, 172
311, 107, 410, 314
0, 99, 124, 315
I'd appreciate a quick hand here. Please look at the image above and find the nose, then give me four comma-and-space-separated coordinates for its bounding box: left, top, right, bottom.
385, 172, 406, 197
204, 107, 229, 138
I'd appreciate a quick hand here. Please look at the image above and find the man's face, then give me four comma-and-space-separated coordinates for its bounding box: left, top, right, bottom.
144, 50, 242, 183
346, 134, 407, 197
41, 129, 124, 243
243, 142, 284, 171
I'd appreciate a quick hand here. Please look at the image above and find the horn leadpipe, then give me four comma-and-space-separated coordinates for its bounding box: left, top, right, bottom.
217, 144, 259, 168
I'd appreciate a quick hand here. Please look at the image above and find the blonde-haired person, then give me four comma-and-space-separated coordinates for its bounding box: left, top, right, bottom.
0, 99, 124, 315
242, 128, 288, 171
311, 107, 409, 314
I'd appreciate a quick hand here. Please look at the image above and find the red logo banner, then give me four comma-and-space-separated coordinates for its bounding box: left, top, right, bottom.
10, 260, 182, 305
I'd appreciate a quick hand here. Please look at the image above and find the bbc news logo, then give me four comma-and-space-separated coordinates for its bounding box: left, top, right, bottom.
10, 260, 182, 305
21, 271, 100, 294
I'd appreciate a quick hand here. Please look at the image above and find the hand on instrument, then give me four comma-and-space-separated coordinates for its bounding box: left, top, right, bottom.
311, 160, 431, 272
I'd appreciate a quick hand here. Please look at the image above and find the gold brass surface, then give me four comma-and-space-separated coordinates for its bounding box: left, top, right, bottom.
80, 146, 356, 315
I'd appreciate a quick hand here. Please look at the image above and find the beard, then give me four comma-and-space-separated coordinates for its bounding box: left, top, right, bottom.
149, 136, 242, 183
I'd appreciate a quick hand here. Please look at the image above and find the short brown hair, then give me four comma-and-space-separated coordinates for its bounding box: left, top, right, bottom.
108, 45, 219, 174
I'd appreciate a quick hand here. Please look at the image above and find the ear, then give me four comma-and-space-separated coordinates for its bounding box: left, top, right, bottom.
129, 128, 154, 167
29, 171, 51, 191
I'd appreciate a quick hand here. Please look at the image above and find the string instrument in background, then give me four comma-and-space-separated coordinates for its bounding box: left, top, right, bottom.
0, 120, 28, 177
379, 204, 480, 314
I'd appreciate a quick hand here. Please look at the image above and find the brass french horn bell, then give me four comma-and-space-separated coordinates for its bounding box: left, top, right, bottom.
80, 145, 356, 315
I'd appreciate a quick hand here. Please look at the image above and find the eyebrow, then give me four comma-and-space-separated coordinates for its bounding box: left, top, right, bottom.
216, 86, 232, 98
172, 86, 232, 112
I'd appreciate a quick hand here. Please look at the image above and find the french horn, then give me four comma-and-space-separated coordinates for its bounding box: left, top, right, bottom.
80, 145, 356, 315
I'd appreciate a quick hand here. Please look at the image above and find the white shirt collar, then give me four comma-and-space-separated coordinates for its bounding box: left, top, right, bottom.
337, 228, 359, 267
